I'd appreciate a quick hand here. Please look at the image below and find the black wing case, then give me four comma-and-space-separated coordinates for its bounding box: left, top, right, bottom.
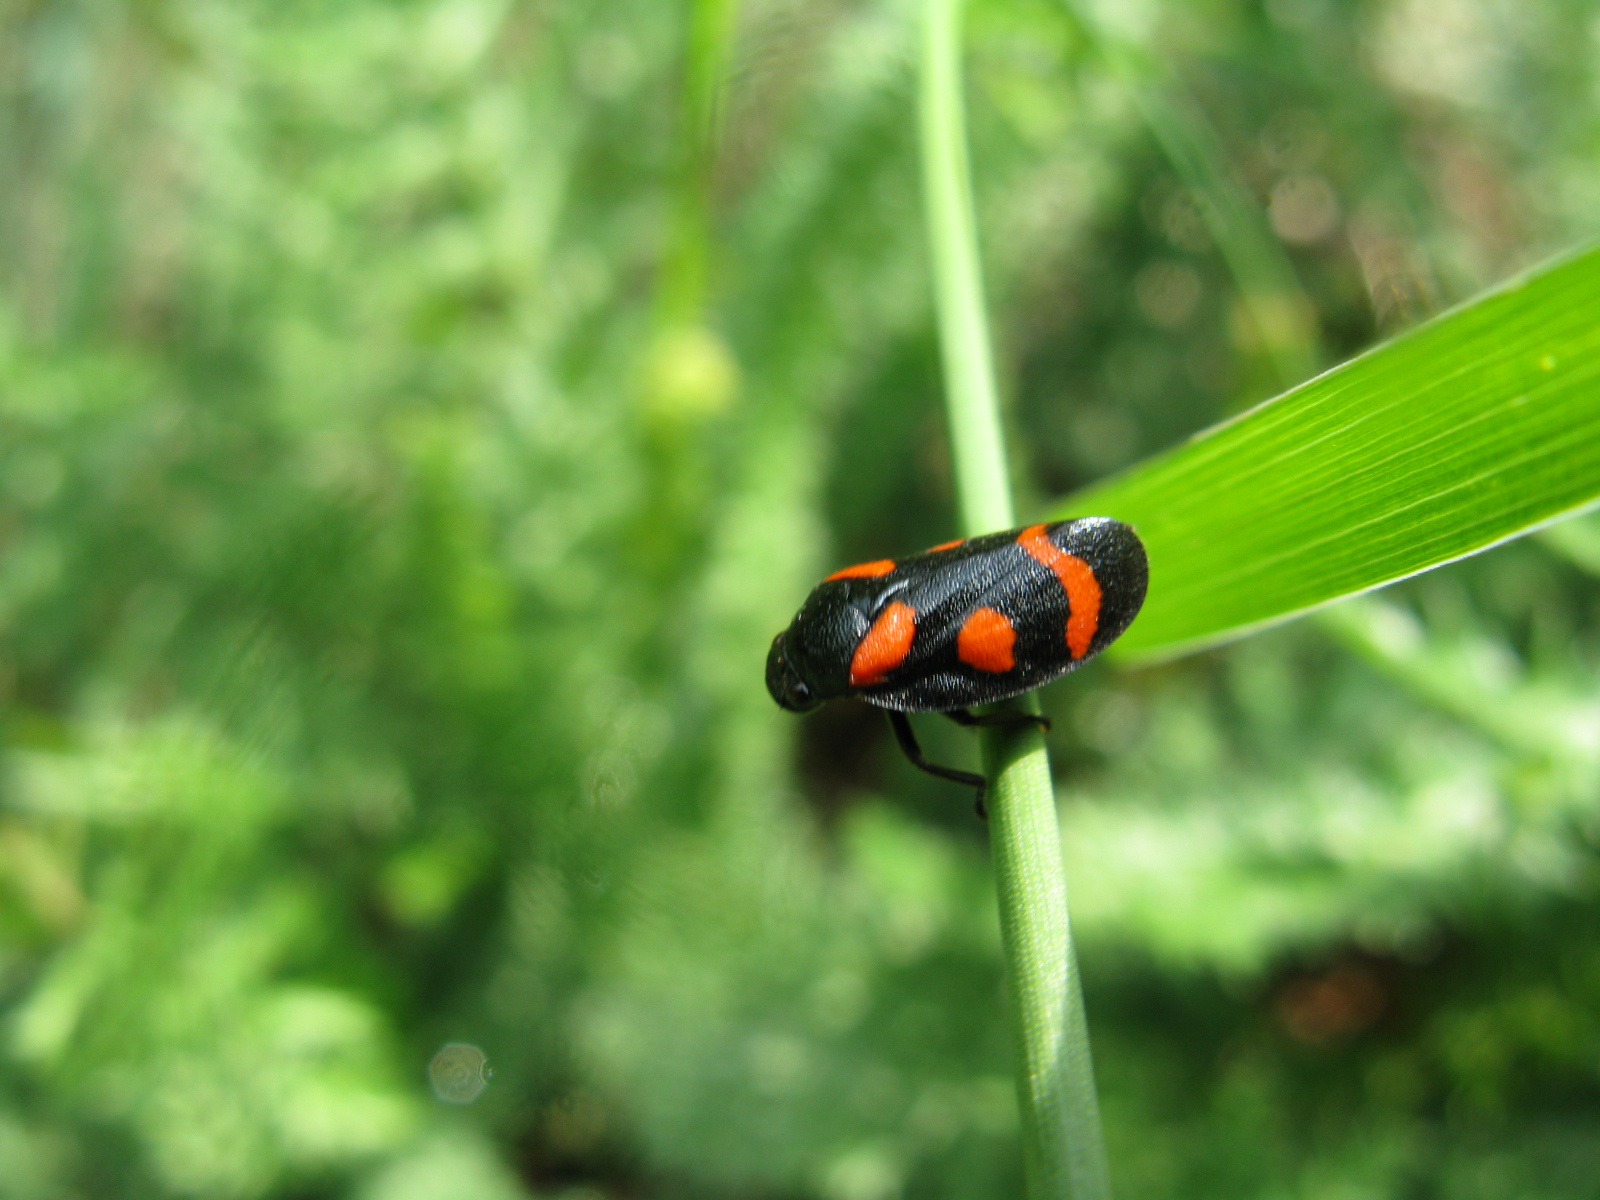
857, 517, 1147, 712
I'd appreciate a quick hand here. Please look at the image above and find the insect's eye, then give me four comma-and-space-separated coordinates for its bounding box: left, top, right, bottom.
766, 632, 822, 712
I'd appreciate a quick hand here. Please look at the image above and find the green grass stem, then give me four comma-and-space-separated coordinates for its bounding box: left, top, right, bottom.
918, 1, 1112, 1196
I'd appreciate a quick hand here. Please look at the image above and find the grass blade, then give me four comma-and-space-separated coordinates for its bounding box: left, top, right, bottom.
1056, 243, 1600, 660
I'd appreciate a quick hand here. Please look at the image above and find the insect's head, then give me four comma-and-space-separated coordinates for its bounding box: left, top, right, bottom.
766, 630, 822, 712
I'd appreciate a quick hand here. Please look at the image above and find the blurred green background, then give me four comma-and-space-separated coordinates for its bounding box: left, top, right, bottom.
3, 1, 1600, 1197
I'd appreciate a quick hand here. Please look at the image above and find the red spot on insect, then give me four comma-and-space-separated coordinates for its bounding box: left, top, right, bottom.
926, 539, 964, 553
1017, 524, 1101, 658
827, 558, 896, 582
957, 607, 1015, 673
850, 601, 917, 687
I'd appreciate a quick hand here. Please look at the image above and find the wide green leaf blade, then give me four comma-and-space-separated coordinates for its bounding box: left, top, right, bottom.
1055, 243, 1600, 660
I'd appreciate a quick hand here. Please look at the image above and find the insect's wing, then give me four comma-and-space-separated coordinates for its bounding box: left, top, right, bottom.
894, 535, 1027, 660
859, 518, 1147, 712
1047, 516, 1149, 661
859, 532, 1067, 711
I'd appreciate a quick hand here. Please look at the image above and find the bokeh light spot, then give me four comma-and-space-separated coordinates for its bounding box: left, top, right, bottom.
429, 1043, 491, 1104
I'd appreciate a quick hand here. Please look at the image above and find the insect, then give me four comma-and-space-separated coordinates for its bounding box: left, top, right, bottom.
766, 517, 1147, 814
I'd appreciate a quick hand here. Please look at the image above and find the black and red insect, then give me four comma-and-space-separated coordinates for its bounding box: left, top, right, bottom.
766, 517, 1147, 813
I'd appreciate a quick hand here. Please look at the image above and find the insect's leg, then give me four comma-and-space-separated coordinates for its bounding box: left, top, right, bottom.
886, 711, 988, 819
943, 708, 1052, 734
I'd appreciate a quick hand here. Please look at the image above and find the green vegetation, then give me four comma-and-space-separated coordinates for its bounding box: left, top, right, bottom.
1, 2, 1599, 1199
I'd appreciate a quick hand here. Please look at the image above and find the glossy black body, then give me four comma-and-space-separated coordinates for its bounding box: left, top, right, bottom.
766, 517, 1147, 713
